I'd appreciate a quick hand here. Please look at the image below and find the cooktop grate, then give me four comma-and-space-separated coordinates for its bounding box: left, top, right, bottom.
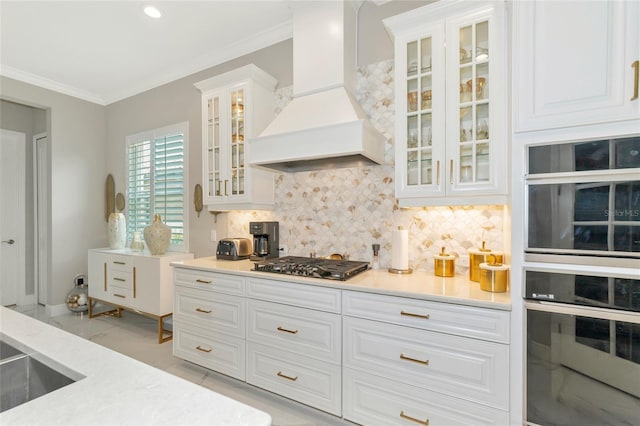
252, 256, 369, 281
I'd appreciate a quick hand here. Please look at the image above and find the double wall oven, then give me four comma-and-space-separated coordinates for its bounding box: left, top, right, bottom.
524, 136, 640, 425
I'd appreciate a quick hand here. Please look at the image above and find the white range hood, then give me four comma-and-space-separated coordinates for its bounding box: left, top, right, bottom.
248, 0, 385, 173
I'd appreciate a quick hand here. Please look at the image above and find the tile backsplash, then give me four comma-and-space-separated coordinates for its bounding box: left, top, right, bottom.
224, 60, 506, 275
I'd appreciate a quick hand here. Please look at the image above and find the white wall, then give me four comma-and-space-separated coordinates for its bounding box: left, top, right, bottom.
0, 76, 107, 305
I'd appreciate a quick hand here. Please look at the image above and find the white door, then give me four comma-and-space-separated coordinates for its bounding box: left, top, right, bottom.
1, 129, 26, 306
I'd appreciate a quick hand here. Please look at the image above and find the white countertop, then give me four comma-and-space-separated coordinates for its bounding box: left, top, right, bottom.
0, 307, 271, 426
171, 257, 511, 311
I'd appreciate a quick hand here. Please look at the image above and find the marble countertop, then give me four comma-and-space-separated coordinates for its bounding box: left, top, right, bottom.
0, 307, 271, 426
172, 257, 511, 311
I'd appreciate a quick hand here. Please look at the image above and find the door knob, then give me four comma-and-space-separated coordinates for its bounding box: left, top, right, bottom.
2, 239, 15, 245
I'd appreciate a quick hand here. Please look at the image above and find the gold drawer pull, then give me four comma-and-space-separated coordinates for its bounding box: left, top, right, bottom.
113, 261, 126, 265
114, 293, 126, 299
195, 308, 212, 314
277, 371, 298, 381
400, 353, 429, 365
400, 410, 429, 425
196, 345, 212, 353
400, 310, 430, 320
196, 279, 212, 284
632, 60, 639, 101
277, 326, 299, 334
113, 277, 126, 282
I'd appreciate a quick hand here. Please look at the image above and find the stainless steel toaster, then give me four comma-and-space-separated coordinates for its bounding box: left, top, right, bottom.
216, 238, 252, 260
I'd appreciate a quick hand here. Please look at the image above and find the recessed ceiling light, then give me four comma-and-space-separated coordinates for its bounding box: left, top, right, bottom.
144, 5, 162, 19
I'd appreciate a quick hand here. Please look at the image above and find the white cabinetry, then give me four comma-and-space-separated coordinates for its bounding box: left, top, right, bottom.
513, 0, 640, 134
87, 249, 193, 343
194, 64, 277, 210
173, 269, 246, 380
342, 290, 510, 425
384, 1, 508, 207
246, 278, 342, 415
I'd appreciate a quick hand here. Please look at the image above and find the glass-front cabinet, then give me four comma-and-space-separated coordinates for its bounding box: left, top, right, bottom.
385, 1, 507, 206
195, 65, 277, 210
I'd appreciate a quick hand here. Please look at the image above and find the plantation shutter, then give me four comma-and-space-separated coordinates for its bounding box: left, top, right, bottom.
126, 123, 187, 252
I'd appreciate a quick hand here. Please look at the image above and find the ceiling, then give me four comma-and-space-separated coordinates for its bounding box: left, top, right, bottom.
0, 1, 296, 105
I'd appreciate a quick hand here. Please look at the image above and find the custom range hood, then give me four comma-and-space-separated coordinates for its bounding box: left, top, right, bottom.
249, 0, 385, 173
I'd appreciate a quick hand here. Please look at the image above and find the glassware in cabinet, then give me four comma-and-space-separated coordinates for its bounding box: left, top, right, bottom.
457, 19, 491, 186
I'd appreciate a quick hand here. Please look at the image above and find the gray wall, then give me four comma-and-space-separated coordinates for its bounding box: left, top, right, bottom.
0, 77, 107, 305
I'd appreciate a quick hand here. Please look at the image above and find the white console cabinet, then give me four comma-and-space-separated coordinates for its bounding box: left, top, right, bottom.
87, 249, 193, 343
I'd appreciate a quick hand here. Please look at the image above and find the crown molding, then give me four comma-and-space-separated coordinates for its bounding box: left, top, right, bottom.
0, 64, 106, 105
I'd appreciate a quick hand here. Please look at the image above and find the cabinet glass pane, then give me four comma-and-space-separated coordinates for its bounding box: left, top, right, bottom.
407, 41, 418, 76
407, 78, 418, 113
408, 116, 418, 149
207, 96, 221, 197
420, 36, 432, 73
460, 145, 473, 183
420, 150, 433, 185
407, 151, 418, 186
421, 113, 432, 147
420, 75, 432, 111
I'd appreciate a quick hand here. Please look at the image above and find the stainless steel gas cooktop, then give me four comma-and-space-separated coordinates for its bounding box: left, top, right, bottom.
252, 256, 369, 281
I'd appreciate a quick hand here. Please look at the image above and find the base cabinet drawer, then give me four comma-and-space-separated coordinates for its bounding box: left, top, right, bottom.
174, 286, 245, 337
344, 316, 509, 410
173, 323, 245, 380
343, 368, 510, 426
247, 299, 341, 364
246, 342, 341, 416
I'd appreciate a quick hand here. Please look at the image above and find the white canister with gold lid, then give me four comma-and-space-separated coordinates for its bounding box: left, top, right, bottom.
479, 255, 509, 293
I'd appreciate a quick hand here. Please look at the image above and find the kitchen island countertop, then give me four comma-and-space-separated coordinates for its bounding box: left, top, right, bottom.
172, 257, 511, 311
0, 306, 271, 426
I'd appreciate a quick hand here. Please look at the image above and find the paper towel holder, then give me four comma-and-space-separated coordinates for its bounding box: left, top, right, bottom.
389, 225, 413, 274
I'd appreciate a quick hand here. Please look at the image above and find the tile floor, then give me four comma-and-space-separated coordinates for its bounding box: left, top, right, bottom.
12, 304, 353, 426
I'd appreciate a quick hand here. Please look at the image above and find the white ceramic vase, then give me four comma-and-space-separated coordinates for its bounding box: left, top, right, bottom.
108, 212, 126, 249
143, 214, 171, 255
130, 231, 144, 251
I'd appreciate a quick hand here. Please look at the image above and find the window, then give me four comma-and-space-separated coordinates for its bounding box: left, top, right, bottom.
126, 122, 188, 252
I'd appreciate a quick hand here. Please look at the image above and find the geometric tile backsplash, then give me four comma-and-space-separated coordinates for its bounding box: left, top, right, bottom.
225, 60, 506, 275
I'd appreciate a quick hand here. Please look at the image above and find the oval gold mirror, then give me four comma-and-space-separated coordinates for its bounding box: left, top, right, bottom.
194, 184, 203, 217
115, 192, 125, 212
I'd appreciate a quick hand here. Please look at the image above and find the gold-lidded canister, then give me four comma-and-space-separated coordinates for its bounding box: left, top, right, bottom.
479, 255, 509, 293
469, 241, 503, 283
434, 247, 455, 277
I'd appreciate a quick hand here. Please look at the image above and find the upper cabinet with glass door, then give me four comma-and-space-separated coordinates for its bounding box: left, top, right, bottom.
385, 1, 508, 207
195, 65, 278, 211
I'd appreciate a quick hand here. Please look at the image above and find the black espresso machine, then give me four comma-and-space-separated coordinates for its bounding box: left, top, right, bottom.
249, 221, 279, 261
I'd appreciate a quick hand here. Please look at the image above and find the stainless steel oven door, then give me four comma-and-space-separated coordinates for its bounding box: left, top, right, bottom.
525, 174, 640, 265
525, 136, 640, 266
525, 267, 640, 312
526, 301, 640, 426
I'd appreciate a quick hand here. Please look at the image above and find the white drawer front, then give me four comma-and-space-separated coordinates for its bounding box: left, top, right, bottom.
343, 316, 509, 410
247, 299, 341, 364
174, 286, 245, 337
246, 342, 341, 416
109, 287, 133, 303
105, 254, 132, 272
343, 290, 510, 343
247, 278, 341, 313
343, 368, 509, 426
174, 268, 244, 296
173, 322, 246, 381
107, 270, 132, 291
